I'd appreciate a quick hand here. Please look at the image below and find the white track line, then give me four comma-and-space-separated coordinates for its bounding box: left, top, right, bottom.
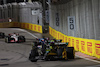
76, 55, 100, 63
17, 29, 38, 38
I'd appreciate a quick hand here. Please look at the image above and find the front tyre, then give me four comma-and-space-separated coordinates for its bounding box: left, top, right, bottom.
29, 54, 37, 62
18, 36, 26, 43
29, 50, 38, 62
5, 37, 9, 43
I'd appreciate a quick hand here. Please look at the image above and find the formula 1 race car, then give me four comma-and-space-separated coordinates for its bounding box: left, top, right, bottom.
29, 38, 75, 62
43, 42, 75, 61
5, 33, 26, 43
0, 32, 5, 38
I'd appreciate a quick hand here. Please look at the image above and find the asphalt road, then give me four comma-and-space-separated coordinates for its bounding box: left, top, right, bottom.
0, 28, 99, 67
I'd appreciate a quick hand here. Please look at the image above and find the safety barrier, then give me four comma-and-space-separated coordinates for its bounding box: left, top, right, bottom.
0, 22, 20, 28
0, 22, 13, 28
49, 26, 100, 59
0, 22, 42, 33
20, 22, 42, 33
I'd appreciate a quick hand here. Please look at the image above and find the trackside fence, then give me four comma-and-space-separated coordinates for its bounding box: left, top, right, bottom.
49, 26, 100, 59
0, 22, 42, 33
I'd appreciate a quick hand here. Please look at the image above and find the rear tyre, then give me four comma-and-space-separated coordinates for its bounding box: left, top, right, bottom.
29, 54, 37, 62
5, 37, 10, 43
21, 36, 25, 42
18, 36, 25, 43
66, 47, 74, 59
29, 50, 37, 62
23, 37, 26, 42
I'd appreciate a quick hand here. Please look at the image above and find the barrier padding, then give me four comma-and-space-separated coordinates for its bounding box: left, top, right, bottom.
49, 26, 100, 59
0, 22, 42, 33
20, 22, 42, 33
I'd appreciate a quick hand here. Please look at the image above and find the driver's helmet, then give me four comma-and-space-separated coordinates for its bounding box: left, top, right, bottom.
41, 39, 45, 42
50, 39, 55, 43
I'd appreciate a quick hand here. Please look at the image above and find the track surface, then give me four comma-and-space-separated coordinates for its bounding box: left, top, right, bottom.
0, 28, 99, 67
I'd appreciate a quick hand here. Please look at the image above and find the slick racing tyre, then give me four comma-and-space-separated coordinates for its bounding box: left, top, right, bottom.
18, 36, 25, 42
5, 36, 10, 43
29, 54, 37, 62
29, 50, 37, 62
21, 36, 25, 42
66, 47, 74, 59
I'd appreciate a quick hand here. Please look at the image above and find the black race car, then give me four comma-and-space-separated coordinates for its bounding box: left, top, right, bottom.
0, 32, 5, 38
5, 33, 25, 43
29, 39, 75, 62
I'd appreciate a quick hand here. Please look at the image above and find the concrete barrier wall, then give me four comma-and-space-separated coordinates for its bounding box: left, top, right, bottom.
49, 0, 100, 40
49, 26, 100, 59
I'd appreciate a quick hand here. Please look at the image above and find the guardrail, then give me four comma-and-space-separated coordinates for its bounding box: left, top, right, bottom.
49, 26, 100, 59
0, 22, 42, 33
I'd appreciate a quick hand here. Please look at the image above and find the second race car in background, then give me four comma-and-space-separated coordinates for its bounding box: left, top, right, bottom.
5, 33, 26, 43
